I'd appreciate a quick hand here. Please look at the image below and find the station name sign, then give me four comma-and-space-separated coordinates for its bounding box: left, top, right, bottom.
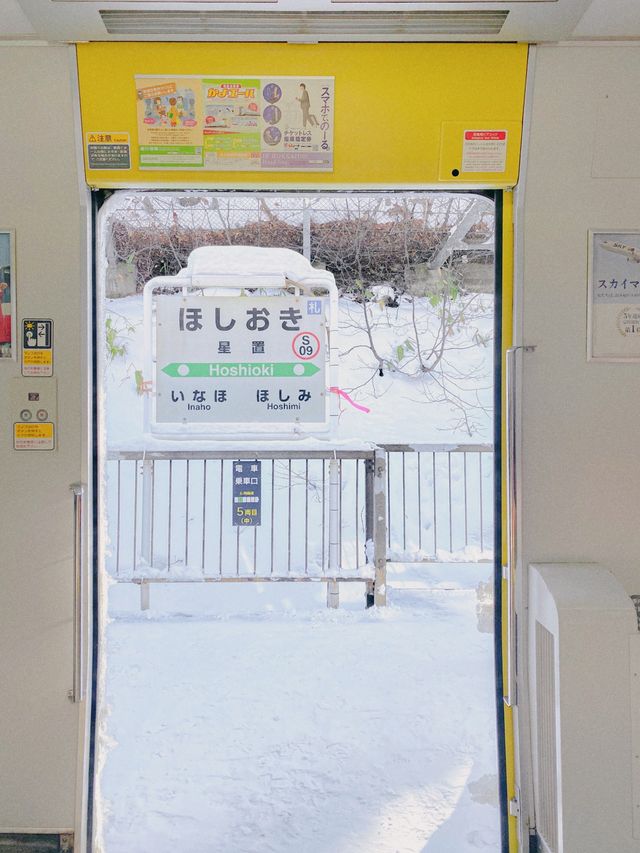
154, 294, 327, 428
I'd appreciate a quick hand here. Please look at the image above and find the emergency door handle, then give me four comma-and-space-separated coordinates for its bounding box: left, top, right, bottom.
71, 483, 85, 703
504, 346, 535, 708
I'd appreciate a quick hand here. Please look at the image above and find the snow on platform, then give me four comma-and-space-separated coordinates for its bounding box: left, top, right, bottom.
98, 566, 499, 853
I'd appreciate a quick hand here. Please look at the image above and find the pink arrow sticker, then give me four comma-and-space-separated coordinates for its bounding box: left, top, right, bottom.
329, 387, 370, 414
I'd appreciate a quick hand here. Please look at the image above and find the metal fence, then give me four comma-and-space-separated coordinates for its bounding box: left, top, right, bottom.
107, 192, 493, 279
105, 444, 492, 607
384, 445, 493, 560
107, 450, 373, 578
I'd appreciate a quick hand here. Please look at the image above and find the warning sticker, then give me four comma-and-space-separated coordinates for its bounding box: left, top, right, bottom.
14, 422, 55, 451
22, 319, 53, 376
23, 350, 52, 366
462, 130, 507, 173
86, 132, 131, 170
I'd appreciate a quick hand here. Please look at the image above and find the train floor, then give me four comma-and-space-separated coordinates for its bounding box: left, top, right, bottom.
98, 564, 500, 853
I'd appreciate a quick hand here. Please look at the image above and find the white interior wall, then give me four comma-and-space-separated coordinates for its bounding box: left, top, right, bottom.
0, 45, 88, 833
519, 43, 640, 850
521, 44, 640, 603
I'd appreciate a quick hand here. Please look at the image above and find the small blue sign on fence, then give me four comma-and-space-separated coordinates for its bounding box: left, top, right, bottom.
232, 460, 262, 526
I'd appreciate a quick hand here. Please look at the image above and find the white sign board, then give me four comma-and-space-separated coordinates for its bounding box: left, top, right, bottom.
154, 294, 328, 427
588, 231, 640, 361
461, 130, 507, 173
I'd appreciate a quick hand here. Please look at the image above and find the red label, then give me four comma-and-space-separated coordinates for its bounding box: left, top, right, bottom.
464, 131, 507, 141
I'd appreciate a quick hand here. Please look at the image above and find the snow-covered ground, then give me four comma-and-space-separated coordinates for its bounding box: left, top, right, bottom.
98, 564, 499, 853
97, 278, 499, 852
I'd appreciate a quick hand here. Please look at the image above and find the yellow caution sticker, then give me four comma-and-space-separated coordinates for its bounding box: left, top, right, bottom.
23, 350, 52, 365
14, 421, 55, 451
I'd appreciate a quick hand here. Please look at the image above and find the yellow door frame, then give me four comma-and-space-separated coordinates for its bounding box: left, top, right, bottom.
500, 189, 518, 852
78, 40, 525, 852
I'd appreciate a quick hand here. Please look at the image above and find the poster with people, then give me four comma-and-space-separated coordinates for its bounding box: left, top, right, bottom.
0, 231, 14, 360
135, 75, 334, 172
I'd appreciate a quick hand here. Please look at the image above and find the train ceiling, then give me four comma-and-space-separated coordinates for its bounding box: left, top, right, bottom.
1, 0, 639, 43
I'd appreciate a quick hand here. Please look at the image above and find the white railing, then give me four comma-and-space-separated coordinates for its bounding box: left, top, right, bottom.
383, 444, 493, 561
105, 444, 493, 606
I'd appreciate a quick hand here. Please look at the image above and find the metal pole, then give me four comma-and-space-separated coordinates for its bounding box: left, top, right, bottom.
116, 461, 121, 576
140, 458, 153, 611
140, 581, 150, 611
303, 200, 311, 261
504, 345, 536, 707
373, 449, 387, 607
70, 484, 85, 703
141, 458, 153, 565
327, 457, 340, 608
365, 458, 375, 607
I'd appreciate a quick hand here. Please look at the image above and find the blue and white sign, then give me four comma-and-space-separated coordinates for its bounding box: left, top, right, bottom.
232, 460, 261, 526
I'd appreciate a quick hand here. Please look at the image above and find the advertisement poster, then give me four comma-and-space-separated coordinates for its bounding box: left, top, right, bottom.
0, 231, 15, 361
135, 75, 334, 172
588, 231, 640, 361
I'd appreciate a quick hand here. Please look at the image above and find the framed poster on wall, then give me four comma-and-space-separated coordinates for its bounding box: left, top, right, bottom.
588, 230, 640, 362
0, 230, 16, 361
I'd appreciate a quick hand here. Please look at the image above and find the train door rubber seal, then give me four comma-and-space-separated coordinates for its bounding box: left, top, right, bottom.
493, 189, 510, 853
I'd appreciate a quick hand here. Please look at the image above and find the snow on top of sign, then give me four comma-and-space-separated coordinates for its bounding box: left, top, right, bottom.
185, 246, 335, 288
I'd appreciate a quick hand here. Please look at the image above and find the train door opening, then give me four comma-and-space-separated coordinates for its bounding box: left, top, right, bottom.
93, 189, 503, 852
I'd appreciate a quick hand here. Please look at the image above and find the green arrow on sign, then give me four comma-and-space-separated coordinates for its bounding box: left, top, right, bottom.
162, 361, 320, 378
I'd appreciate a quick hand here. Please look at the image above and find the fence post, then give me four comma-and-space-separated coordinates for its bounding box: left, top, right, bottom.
327, 457, 340, 608
364, 457, 375, 607
302, 200, 311, 261
140, 580, 150, 611
140, 458, 153, 611
373, 449, 387, 607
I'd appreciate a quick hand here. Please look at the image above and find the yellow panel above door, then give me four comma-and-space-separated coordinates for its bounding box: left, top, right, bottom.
76, 42, 528, 189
